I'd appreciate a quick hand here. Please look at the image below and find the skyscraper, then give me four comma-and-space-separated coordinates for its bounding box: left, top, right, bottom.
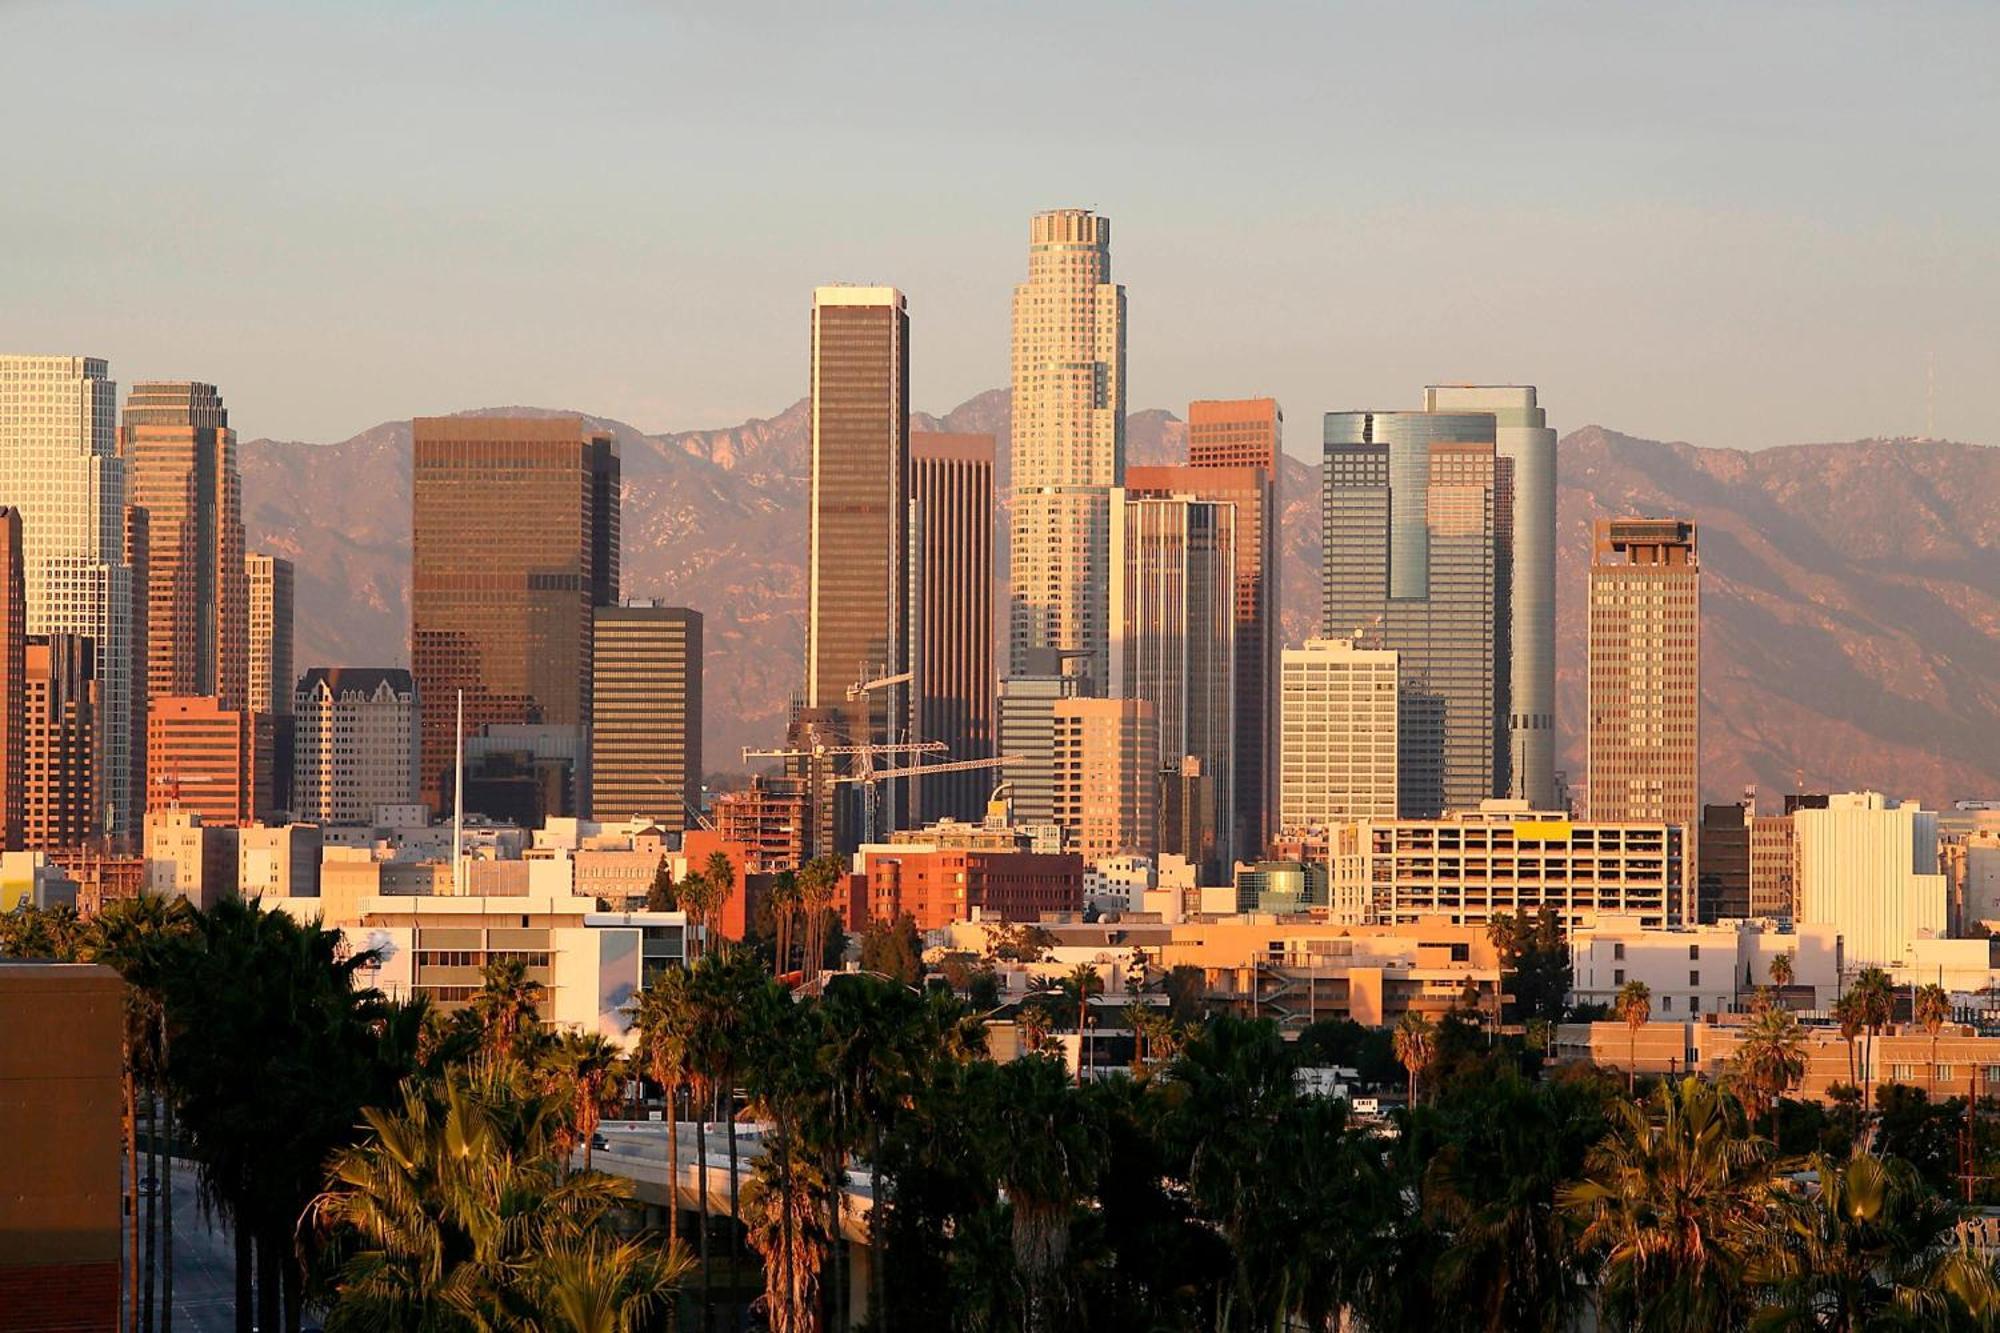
909, 432, 995, 823
293, 667, 420, 825
22, 635, 99, 850
0, 355, 134, 835
146, 695, 271, 828
121, 381, 247, 711
1587, 518, 1699, 838
589, 602, 703, 830
995, 655, 1083, 829
1009, 208, 1125, 689
0, 509, 23, 851
1279, 637, 1400, 829
411, 416, 619, 813
1185, 398, 1281, 857
1322, 407, 1507, 816
807, 286, 909, 709
1424, 386, 1557, 809
1108, 486, 1236, 870
245, 553, 294, 717
124, 505, 149, 828
1050, 697, 1156, 863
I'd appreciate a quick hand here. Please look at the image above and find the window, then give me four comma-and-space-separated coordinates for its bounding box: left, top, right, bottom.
1690, 971, 1700, 986
1613, 942, 1625, 960
1890, 1064, 1916, 1082
1937, 1065, 1957, 1084
1614, 968, 1625, 986
1662, 995, 1673, 1012
1691, 995, 1701, 1014
1689, 945, 1700, 960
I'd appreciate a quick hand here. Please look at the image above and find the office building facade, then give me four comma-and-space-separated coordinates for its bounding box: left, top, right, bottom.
995, 657, 1083, 829
293, 667, 420, 826
1009, 208, 1125, 689
1795, 792, 1947, 970
245, 552, 294, 717
0, 355, 134, 834
1050, 697, 1157, 864
146, 694, 271, 827
1280, 637, 1400, 829
909, 432, 995, 823
411, 416, 619, 814
22, 635, 99, 850
1586, 518, 1699, 835
589, 602, 703, 831
1322, 407, 1506, 816
0, 508, 22, 850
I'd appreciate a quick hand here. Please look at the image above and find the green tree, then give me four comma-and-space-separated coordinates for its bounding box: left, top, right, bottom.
1163, 962, 1207, 1023
1059, 961, 1105, 1083
1914, 982, 1951, 1101
466, 956, 545, 1060
1849, 967, 1896, 1114
1615, 980, 1653, 1095
1394, 1011, 1437, 1107
1487, 907, 1573, 1025
644, 854, 677, 912
630, 967, 693, 1255
541, 1031, 625, 1170
1562, 1077, 1775, 1333
1767, 951, 1794, 992
795, 856, 845, 982
1731, 1005, 1809, 1149
859, 911, 924, 985
1833, 989, 1866, 1093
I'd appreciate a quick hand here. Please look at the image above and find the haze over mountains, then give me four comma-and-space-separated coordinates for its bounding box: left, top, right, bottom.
240, 394, 2000, 808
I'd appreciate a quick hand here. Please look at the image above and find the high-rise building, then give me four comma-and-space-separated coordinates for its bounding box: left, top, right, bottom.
1157, 758, 1216, 879
0, 509, 23, 851
1423, 387, 1556, 809
123, 506, 149, 828
1050, 697, 1157, 864
293, 667, 419, 825
120, 381, 247, 713
1750, 812, 1797, 918
1108, 486, 1236, 869
589, 602, 703, 830
22, 635, 99, 850
1009, 208, 1125, 689
1184, 397, 1282, 856
1322, 407, 1506, 816
1587, 519, 1699, 839
411, 416, 619, 814
245, 553, 293, 717
1280, 638, 1400, 829
995, 655, 1083, 829
1698, 802, 1752, 922
909, 432, 995, 824
1795, 792, 1946, 969
146, 695, 271, 827
0, 355, 134, 835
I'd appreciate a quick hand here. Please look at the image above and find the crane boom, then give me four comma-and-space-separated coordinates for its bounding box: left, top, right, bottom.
830, 754, 1021, 783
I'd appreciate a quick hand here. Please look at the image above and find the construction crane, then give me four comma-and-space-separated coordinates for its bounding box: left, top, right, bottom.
831, 754, 1023, 845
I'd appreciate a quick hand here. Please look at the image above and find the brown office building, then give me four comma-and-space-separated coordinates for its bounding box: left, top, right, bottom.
247, 552, 295, 813
589, 602, 702, 830
411, 416, 619, 813
22, 636, 98, 850
1587, 518, 1700, 839
909, 431, 994, 824
146, 694, 272, 827
1188, 396, 1282, 472
1051, 697, 1158, 863
123, 504, 149, 835
120, 381, 247, 710
0, 509, 22, 851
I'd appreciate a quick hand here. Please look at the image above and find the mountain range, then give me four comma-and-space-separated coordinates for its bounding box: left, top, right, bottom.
239, 394, 2000, 808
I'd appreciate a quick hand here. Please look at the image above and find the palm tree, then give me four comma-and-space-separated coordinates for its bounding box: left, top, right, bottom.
1731, 1004, 1808, 1149
1914, 982, 1951, 1101
1059, 961, 1104, 1083
1747, 1149, 1994, 1329
796, 856, 844, 983
1016, 997, 1055, 1053
1615, 979, 1653, 1094
739, 1123, 831, 1333
544, 1031, 625, 1170
1849, 967, 1895, 1114
466, 955, 545, 1059
1561, 1076, 1775, 1333
1393, 1011, 1436, 1107
1768, 951, 1794, 993
703, 850, 737, 955
1833, 989, 1866, 1094
767, 870, 800, 977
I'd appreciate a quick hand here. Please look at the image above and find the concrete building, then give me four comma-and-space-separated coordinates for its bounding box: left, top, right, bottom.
995, 655, 1084, 828
0, 508, 22, 851
1050, 697, 1157, 863
293, 667, 420, 826
1698, 801, 1752, 922
22, 635, 98, 850
909, 432, 995, 824
850, 842, 1085, 932
1569, 916, 1842, 1017
1423, 386, 1557, 810
0, 961, 124, 1329
1750, 809, 1797, 919
588, 602, 702, 831
146, 694, 271, 826
0, 355, 134, 836
411, 416, 618, 814
1009, 208, 1125, 689
1322, 406, 1505, 815
711, 776, 810, 872
1279, 637, 1400, 829
244, 552, 293, 717
1587, 519, 1700, 857
1109, 486, 1236, 870
237, 822, 322, 901
121, 381, 247, 712
1795, 792, 1947, 971
144, 806, 237, 908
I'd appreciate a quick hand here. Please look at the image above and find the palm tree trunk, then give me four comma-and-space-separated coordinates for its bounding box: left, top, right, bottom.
143, 1086, 157, 1333
668, 1079, 682, 1251
826, 1161, 844, 1333
125, 1057, 139, 1333
1629, 1029, 1638, 1095
232, 1223, 251, 1333
870, 1158, 886, 1330
283, 1251, 304, 1333
697, 1100, 712, 1327
255, 1228, 281, 1333
161, 1054, 174, 1333
727, 1090, 741, 1268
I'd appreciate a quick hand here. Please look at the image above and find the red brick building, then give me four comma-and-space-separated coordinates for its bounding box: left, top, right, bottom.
850, 845, 1083, 932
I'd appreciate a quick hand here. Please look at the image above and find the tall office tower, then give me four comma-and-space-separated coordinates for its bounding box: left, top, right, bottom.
1279, 637, 1401, 829
22, 635, 99, 849
1424, 387, 1556, 809
1156, 758, 1215, 878
293, 667, 420, 825
1586, 518, 1699, 836
120, 381, 247, 710
0, 509, 23, 850
245, 553, 294, 717
1009, 208, 1125, 689
124, 506, 149, 825
1322, 407, 1507, 816
589, 602, 703, 830
909, 432, 995, 823
411, 416, 619, 814
1108, 487, 1236, 869
1697, 802, 1752, 922
1185, 397, 1282, 857
1050, 697, 1157, 863
246, 552, 294, 813
0, 355, 133, 835
146, 695, 271, 827
1749, 812, 1797, 917
995, 653, 1083, 828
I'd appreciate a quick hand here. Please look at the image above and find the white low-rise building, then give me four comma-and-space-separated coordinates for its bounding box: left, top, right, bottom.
1569, 915, 1841, 1017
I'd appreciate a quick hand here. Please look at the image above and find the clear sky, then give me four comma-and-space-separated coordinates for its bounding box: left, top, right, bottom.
3, 1, 1995, 455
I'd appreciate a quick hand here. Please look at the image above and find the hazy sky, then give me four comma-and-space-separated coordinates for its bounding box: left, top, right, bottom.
4, 1, 1995, 456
